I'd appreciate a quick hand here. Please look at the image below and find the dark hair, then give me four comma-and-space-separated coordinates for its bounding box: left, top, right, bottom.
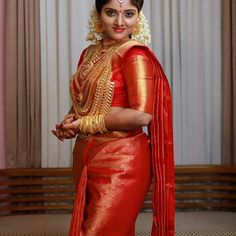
95, 0, 144, 13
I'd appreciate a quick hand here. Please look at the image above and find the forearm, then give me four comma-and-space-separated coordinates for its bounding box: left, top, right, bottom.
105, 108, 152, 131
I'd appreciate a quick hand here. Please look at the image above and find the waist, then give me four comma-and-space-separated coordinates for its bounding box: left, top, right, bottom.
77, 128, 143, 139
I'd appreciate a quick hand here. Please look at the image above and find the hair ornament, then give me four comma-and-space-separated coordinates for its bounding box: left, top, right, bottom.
131, 11, 151, 45
118, 0, 126, 6
86, 7, 103, 43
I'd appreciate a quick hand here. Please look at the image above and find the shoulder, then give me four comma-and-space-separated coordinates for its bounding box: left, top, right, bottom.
83, 44, 96, 56
77, 44, 97, 67
115, 40, 147, 56
82, 43, 99, 57
114, 40, 155, 62
114, 41, 167, 79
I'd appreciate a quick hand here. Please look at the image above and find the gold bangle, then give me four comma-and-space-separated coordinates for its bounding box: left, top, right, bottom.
79, 114, 107, 134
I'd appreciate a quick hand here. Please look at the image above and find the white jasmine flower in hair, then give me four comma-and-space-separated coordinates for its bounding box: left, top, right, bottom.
131, 11, 151, 45
86, 6, 103, 43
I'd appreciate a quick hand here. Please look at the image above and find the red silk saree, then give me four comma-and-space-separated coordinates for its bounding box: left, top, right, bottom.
69, 40, 175, 236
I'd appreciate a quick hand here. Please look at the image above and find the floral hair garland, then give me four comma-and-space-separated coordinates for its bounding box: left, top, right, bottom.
86, 6, 151, 45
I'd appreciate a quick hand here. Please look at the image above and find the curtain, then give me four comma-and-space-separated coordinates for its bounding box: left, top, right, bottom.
144, 0, 222, 164
40, 0, 94, 167
5, 0, 41, 168
0, 0, 6, 169
222, 0, 236, 165
40, 0, 222, 166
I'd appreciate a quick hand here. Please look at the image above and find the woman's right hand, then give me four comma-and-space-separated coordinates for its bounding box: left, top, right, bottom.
52, 116, 77, 141
60, 118, 81, 134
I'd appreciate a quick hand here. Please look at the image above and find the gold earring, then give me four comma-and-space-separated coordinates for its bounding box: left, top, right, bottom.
95, 19, 103, 33
132, 23, 140, 36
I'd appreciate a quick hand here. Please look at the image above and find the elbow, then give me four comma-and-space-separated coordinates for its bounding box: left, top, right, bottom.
139, 113, 152, 126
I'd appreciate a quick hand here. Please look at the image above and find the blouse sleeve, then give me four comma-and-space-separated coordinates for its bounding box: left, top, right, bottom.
121, 47, 155, 115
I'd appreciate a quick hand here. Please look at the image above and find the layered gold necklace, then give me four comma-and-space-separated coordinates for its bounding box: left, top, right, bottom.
70, 40, 125, 118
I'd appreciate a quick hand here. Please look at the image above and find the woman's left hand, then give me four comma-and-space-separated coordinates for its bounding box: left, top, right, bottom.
52, 117, 80, 141
60, 119, 81, 134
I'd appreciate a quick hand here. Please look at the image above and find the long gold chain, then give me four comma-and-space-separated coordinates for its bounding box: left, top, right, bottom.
69, 41, 122, 118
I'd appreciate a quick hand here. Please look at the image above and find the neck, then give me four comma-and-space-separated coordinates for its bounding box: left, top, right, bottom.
102, 38, 129, 49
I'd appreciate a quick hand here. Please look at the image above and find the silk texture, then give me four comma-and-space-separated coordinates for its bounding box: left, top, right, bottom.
69, 40, 175, 236
70, 131, 151, 236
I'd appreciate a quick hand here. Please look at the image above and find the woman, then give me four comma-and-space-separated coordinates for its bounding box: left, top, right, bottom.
52, 0, 174, 235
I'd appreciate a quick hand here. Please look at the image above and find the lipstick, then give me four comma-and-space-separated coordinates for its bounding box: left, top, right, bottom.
113, 27, 126, 33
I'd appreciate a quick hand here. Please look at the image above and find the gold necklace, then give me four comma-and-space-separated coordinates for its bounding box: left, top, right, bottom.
70, 41, 125, 117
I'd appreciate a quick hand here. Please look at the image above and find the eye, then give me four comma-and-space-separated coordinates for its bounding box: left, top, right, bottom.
105, 9, 116, 17
124, 11, 135, 18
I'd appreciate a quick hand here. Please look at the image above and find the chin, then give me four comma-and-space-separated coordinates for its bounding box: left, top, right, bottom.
111, 34, 129, 41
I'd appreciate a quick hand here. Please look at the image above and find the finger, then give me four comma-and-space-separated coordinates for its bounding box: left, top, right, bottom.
52, 129, 61, 138
62, 123, 74, 130
62, 119, 80, 131
52, 130, 57, 137
59, 130, 75, 139
63, 117, 75, 125
57, 128, 76, 139
57, 132, 65, 141
59, 118, 72, 128
52, 129, 64, 142
58, 137, 64, 142
58, 123, 64, 129
64, 130, 76, 138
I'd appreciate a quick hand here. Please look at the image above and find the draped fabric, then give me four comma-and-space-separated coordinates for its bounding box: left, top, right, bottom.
5, 0, 41, 168
111, 41, 174, 235
0, 0, 6, 169
70, 131, 151, 235
222, 0, 236, 165
68, 41, 174, 235
145, 46, 175, 236
40, 0, 222, 167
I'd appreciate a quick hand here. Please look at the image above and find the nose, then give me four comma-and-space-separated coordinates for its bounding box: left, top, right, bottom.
116, 13, 124, 26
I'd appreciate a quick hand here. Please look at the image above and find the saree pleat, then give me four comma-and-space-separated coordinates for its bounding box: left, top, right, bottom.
69, 131, 151, 236
149, 58, 175, 236
69, 166, 87, 236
